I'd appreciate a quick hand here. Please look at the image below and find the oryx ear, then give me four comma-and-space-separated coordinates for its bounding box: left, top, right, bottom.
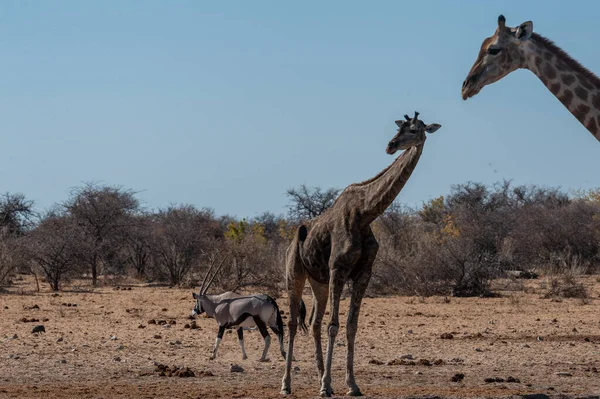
515, 21, 533, 41
425, 123, 441, 133
192, 292, 198, 299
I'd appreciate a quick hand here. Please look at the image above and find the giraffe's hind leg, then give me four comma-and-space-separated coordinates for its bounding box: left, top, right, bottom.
308, 277, 328, 381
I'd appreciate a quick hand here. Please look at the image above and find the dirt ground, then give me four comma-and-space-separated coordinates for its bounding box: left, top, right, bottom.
2, 276, 600, 399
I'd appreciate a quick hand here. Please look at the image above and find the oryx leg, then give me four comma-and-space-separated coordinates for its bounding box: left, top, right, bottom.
270, 325, 286, 359
210, 325, 226, 360
237, 327, 248, 360
308, 277, 328, 381
253, 316, 271, 361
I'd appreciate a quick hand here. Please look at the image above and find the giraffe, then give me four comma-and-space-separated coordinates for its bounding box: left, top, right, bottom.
280, 112, 441, 397
462, 15, 600, 142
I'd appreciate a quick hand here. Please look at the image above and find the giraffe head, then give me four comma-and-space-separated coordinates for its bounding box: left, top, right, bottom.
386, 112, 441, 154
462, 15, 533, 100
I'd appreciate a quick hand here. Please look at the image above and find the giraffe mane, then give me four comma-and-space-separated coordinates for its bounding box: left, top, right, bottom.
531, 32, 600, 90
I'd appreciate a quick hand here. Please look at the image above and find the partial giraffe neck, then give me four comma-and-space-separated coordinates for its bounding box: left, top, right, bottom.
352, 144, 424, 226
523, 33, 600, 141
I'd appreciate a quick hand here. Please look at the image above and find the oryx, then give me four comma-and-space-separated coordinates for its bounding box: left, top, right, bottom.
191, 256, 307, 361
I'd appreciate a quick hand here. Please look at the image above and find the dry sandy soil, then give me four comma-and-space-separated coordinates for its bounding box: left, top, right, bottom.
2, 276, 600, 399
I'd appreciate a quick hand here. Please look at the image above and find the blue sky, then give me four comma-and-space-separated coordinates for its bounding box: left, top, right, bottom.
1, 1, 598, 218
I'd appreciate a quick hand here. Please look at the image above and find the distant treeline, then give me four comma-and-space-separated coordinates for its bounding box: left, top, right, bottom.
0, 181, 599, 296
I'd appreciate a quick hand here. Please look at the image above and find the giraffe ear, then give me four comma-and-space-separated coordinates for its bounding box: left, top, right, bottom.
425, 124, 441, 134
515, 21, 533, 41
395, 120, 404, 128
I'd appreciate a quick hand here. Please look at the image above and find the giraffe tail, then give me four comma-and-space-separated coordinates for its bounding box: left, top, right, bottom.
298, 225, 307, 242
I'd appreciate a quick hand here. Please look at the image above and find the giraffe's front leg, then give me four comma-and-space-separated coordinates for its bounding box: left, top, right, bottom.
320, 269, 346, 397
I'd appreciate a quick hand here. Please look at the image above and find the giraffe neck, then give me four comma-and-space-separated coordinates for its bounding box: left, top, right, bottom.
522, 33, 600, 141
357, 144, 424, 226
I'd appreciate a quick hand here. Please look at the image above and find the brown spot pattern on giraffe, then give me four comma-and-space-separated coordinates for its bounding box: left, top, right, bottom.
561, 74, 575, 86
574, 86, 589, 102
535, 56, 543, 70
555, 62, 567, 72
592, 93, 600, 109
544, 64, 557, 80
573, 104, 590, 122
543, 51, 554, 61
559, 90, 574, 107
580, 78, 594, 90
550, 83, 561, 95
587, 117, 598, 135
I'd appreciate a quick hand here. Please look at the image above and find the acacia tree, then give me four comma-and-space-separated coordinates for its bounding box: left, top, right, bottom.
150, 205, 218, 286
64, 183, 139, 286
286, 184, 339, 222
0, 193, 35, 286
122, 213, 153, 278
25, 211, 79, 291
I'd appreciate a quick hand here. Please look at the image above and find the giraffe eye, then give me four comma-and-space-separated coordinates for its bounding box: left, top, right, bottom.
487, 47, 502, 56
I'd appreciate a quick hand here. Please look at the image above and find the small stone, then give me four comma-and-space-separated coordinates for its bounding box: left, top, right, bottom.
406, 330, 413, 334
60, 359, 67, 364
117, 344, 125, 350
415, 371, 423, 375
440, 333, 454, 339
537, 336, 544, 341
230, 364, 244, 373
162, 308, 168, 312
451, 373, 465, 382
138, 324, 146, 329
148, 319, 156, 324
153, 334, 162, 339
506, 376, 520, 383
293, 366, 300, 372
31, 325, 45, 334
522, 344, 530, 348
400, 354, 413, 360
56, 337, 63, 343
475, 347, 483, 352
110, 335, 117, 341
555, 372, 572, 377
114, 356, 121, 362
10, 334, 18, 340
368, 359, 384, 365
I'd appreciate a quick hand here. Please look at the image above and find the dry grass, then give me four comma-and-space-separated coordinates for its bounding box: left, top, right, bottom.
1, 275, 600, 398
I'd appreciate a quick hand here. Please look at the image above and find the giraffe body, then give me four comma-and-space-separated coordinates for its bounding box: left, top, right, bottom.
281, 113, 441, 397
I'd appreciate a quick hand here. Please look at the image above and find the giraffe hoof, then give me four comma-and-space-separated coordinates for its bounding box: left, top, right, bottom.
347, 389, 363, 396
242, 355, 248, 360
280, 387, 291, 395
258, 357, 271, 362
319, 388, 333, 397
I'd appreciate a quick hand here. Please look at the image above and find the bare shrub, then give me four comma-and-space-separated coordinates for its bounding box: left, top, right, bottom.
150, 205, 221, 286
543, 275, 588, 300
24, 212, 79, 291
64, 182, 140, 286
286, 184, 339, 222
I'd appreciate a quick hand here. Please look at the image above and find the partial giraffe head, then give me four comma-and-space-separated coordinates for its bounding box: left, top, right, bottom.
462, 15, 533, 100
386, 112, 441, 155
